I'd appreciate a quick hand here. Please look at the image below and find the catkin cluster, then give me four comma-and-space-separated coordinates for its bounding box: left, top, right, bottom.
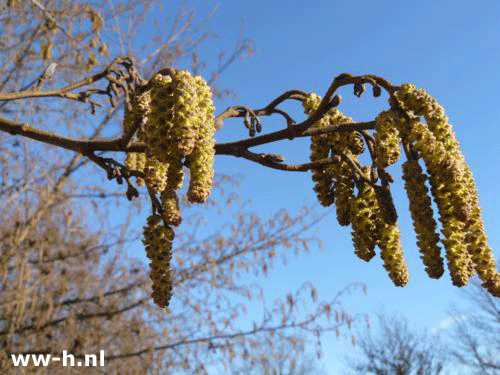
394, 84, 499, 295
124, 69, 216, 307
305, 95, 409, 286
304, 94, 362, 225
307, 84, 498, 295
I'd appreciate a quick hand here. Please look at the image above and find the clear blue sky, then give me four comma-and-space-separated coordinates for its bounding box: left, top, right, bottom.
157, 1, 500, 373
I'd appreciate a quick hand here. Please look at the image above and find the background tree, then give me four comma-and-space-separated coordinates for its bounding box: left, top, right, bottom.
345, 313, 447, 375
0, 1, 360, 373
229, 338, 328, 375
448, 280, 500, 375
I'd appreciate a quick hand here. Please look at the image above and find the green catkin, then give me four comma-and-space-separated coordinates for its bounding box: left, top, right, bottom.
304, 93, 358, 222
328, 109, 358, 227
186, 135, 215, 203
143, 215, 174, 308
395, 85, 494, 288
378, 221, 409, 287
335, 174, 355, 226
129, 69, 216, 308
125, 152, 137, 171
349, 170, 379, 261
185, 76, 216, 203
402, 160, 444, 279
144, 156, 168, 194
135, 153, 147, 186
125, 152, 147, 186
161, 188, 182, 226
374, 110, 401, 168
166, 157, 184, 191
399, 118, 472, 286
396, 87, 472, 220
304, 93, 336, 207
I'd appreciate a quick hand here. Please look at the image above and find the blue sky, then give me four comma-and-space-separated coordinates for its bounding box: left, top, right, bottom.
152, 0, 500, 373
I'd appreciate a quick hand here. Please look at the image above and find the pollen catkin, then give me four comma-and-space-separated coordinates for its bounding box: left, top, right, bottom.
185, 76, 216, 203
129, 69, 216, 308
441, 216, 471, 287
143, 215, 174, 308
125, 152, 137, 171
404, 119, 471, 224
335, 174, 355, 226
186, 135, 215, 203
144, 156, 168, 194
349, 172, 379, 261
399, 113, 472, 286
305, 93, 359, 220
396, 86, 472, 222
402, 160, 444, 279
304, 93, 336, 207
328, 110, 358, 226
462, 164, 499, 291
125, 152, 146, 186
161, 188, 182, 226
374, 110, 401, 168
378, 222, 409, 287
135, 153, 147, 186
166, 157, 184, 191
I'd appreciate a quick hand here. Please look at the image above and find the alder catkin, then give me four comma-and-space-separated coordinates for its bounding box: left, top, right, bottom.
378, 222, 409, 287
304, 93, 336, 207
304, 93, 358, 221
161, 188, 182, 226
374, 110, 401, 168
143, 215, 174, 308
394, 85, 498, 288
144, 156, 168, 194
349, 173, 379, 261
130, 69, 216, 307
402, 160, 444, 279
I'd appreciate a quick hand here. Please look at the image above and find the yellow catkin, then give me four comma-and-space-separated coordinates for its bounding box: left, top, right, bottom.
462, 164, 499, 293
185, 76, 216, 203
144, 156, 168, 194
130, 70, 217, 306
400, 118, 473, 285
441, 216, 472, 286
329, 109, 358, 227
161, 188, 182, 226
335, 174, 355, 226
135, 153, 147, 186
125, 152, 137, 171
395, 91, 482, 287
166, 157, 184, 191
186, 135, 215, 203
304, 93, 336, 207
304, 94, 358, 223
349, 172, 379, 261
396, 87, 472, 219
402, 160, 444, 279
125, 152, 146, 186
378, 222, 409, 287
374, 110, 401, 168
143, 215, 174, 308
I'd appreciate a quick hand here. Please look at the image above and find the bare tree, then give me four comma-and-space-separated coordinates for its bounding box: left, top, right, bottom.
448, 280, 500, 375
229, 339, 328, 375
345, 313, 446, 375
